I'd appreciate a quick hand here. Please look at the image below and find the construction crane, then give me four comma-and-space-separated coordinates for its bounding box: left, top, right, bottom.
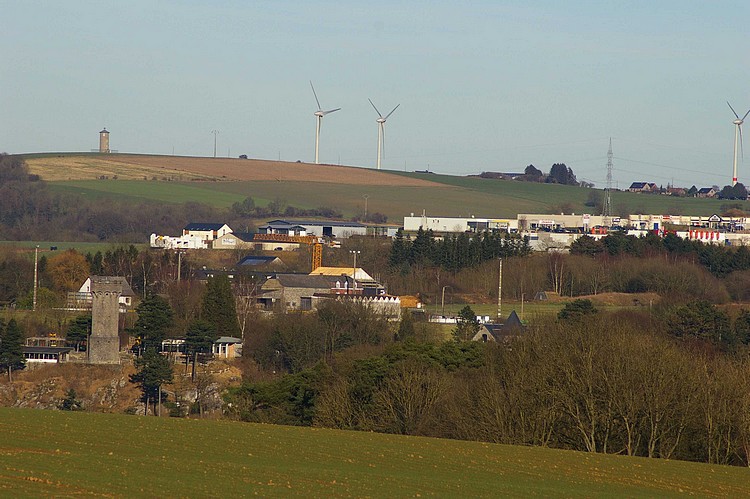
252, 233, 323, 271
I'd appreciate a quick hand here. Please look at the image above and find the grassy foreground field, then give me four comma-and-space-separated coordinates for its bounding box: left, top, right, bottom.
1, 408, 748, 497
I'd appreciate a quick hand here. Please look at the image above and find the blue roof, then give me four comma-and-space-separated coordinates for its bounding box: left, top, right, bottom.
184, 222, 228, 231
237, 256, 280, 266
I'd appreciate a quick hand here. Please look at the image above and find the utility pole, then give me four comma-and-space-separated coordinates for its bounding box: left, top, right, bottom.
497, 258, 503, 322
33, 245, 39, 311
211, 130, 219, 158
349, 250, 360, 294
363, 194, 369, 221
177, 251, 183, 282
603, 138, 613, 227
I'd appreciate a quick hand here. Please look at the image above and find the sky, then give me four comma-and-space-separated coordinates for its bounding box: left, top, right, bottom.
2, 1, 749, 188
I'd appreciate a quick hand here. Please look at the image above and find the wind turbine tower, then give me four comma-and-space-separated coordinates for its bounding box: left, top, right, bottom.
369, 99, 400, 170
311, 81, 340, 164
603, 138, 613, 227
728, 102, 750, 186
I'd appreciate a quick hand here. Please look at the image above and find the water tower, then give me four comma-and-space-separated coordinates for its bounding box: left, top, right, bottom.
99, 128, 110, 153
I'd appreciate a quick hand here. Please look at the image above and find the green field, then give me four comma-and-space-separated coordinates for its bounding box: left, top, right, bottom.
0, 408, 748, 497
47, 174, 745, 223
0, 241, 147, 254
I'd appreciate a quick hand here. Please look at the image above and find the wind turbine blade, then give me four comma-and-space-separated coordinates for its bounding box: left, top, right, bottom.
385, 104, 400, 120
728, 101, 740, 119
310, 81, 321, 110
368, 98, 383, 118
743, 109, 750, 121
322, 108, 341, 115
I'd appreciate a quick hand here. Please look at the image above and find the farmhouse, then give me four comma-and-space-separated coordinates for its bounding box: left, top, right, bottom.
697, 187, 717, 198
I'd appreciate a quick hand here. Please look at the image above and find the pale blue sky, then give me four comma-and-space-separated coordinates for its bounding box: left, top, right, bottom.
2, 1, 748, 188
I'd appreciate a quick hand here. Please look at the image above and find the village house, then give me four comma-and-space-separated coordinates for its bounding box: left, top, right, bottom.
628, 182, 658, 193
697, 187, 717, 198
67, 276, 135, 312
183, 222, 233, 240
471, 311, 524, 343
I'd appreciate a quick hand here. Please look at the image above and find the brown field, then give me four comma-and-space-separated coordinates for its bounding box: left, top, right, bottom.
26, 154, 445, 187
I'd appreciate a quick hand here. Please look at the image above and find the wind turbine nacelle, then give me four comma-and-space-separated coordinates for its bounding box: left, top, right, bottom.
735, 120, 744, 125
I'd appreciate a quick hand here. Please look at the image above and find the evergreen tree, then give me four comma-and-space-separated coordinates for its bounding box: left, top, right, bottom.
59, 389, 83, 411
0, 319, 25, 381
66, 314, 91, 352
129, 348, 173, 415
201, 274, 241, 338
558, 299, 598, 321
734, 309, 750, 345
395, 311, 416, 342
453, 306, 480, 342
130, 294, 174, 353
185, 320, 217, 381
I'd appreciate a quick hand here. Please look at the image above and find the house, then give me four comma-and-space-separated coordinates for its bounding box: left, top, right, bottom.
67, 276, 135, 312
472, 311, 524, 342
183, 223, 233, 241
212, 337, 242, 358
150, 233, 208, 249
628, 182, 658, 193
697, 187, 717, 198
211, 232, 255, 250
257, 274, 338, 310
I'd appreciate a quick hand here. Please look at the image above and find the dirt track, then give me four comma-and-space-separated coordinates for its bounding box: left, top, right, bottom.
27, 154, 445, 187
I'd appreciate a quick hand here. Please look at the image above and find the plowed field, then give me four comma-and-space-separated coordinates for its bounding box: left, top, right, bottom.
26, 154, 445, 187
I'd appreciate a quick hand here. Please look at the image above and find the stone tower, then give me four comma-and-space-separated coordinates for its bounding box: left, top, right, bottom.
89, 276, 122, 364
99, 128, 110, 153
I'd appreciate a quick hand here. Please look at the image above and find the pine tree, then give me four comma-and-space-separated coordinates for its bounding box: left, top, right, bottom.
129, 348, 173, 415
201, 274, 241, 338
0, 319, 25, 381
185, 320, 217, 381
130, 294, 174, 353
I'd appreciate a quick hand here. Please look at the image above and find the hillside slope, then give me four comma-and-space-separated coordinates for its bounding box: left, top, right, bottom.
0, 407, 748, 496
25, 153, 443, 186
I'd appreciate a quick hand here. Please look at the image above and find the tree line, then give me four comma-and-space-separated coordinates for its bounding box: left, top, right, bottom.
389, 228, 531, 272
226, 307, 750, 466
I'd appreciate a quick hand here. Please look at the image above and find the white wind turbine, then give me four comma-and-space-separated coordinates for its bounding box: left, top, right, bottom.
310, 81, 340, 164
728, 102, 750, 186
369, 98, 400, 170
